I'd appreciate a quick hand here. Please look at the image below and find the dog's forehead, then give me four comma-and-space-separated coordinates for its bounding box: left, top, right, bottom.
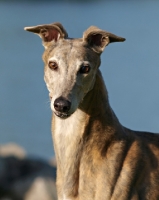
47, 38, 97, 62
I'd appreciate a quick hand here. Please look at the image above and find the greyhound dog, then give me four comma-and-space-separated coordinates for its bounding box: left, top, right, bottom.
25, 22, 159, 200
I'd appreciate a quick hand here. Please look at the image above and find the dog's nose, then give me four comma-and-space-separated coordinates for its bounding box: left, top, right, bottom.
54, 97, 71, 113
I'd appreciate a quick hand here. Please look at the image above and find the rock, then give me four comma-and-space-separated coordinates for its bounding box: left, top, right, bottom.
0, 155, 57, 200
0, 143, 26, 159
25, 177, 57, 200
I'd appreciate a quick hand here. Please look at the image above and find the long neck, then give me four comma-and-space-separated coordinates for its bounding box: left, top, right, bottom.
78, 70, 123, 153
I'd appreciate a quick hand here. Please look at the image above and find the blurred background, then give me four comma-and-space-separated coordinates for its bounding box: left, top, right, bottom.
0, 0, 159, 160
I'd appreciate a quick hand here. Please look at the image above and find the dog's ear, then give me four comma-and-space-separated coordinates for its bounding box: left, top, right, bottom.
24, 22, 68, 48
83, 26, 125, 54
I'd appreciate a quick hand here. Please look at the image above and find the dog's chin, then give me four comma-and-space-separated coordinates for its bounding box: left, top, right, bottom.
54, 111, 71, 119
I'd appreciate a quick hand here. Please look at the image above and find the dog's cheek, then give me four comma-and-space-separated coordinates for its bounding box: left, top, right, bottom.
44, 70, 56, 95
83, 73, 96, 94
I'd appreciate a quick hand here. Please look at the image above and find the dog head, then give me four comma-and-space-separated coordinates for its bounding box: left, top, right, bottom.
25, 22, 125, 119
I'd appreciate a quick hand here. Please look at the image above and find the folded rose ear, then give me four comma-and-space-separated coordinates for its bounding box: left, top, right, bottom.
24, 22, 68, 48
83, 26, 125, 54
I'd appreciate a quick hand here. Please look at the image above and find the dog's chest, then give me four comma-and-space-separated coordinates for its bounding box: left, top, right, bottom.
52, 109, 88, 162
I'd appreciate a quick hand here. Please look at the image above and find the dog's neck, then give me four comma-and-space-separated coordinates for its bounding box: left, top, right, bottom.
51, 69, 122, 198
79, 69, 118, 124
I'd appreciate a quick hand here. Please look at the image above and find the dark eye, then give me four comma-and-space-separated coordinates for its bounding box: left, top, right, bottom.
79, 65, 90, 74
48, 61, 58, 70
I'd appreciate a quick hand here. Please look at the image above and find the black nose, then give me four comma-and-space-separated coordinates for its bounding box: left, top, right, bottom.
54, 97, 71, 113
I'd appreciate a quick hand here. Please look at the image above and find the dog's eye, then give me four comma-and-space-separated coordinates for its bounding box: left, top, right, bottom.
79, 65, 90, 74
48, 61, 58, 70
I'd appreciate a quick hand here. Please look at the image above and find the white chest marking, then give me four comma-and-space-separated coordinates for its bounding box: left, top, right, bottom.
53, 109, 87, 162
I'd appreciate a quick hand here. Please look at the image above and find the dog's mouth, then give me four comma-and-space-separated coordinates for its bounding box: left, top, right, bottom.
54, 111, 71, 119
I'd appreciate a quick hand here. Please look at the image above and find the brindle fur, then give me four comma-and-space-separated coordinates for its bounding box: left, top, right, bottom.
25, 22, 159, 200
